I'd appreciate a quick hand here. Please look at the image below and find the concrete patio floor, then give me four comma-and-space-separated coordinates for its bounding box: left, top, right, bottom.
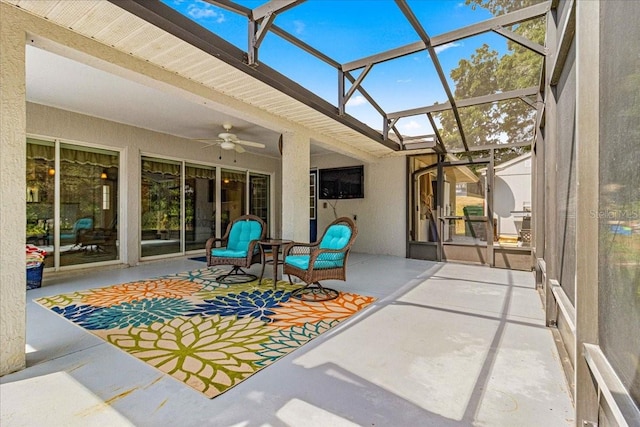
1, 253, 574, 426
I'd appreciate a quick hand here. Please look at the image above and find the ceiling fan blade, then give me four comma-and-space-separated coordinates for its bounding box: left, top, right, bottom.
194, 139, 221, 148
234, 139, 265, 149
234, 144, 246, 153
217, 132, 237, 141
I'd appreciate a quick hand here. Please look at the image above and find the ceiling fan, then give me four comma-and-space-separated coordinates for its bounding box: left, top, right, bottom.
196, 124, 266, 153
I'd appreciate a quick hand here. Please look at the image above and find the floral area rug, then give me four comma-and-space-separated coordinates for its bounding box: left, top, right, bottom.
35, 268, 375, 398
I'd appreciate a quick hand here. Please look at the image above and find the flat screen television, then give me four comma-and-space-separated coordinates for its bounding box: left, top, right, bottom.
319, 165, 364, 199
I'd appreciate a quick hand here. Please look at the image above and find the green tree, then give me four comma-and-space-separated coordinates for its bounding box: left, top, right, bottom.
437, 0, 545, 164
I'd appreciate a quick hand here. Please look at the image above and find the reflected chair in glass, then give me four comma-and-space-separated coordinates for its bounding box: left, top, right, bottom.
283, 217, 357, 301
205, 214, 266, 284
60, 217, 93, 247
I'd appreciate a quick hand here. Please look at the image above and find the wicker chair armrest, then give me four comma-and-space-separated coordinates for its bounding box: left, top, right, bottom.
283, 241, 318, 257
205, 237, 226, 252
247, 239, 261, 257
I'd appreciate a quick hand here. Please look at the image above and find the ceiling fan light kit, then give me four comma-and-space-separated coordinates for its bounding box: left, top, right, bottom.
196, 124, 266, 154
220, 140, 236, 150
217, 132, 236, 141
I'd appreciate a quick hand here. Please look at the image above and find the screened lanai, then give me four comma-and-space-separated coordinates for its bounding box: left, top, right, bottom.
115, 0, 548, 267
2, 1, 639, 425
119, 0, 545, 154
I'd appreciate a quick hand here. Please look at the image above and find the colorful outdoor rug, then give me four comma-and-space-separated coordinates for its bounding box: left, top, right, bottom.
35, 268, 375, 398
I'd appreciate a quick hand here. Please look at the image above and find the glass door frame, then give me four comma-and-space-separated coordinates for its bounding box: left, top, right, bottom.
410, 153, 494, 265
27, 135, 123, 271
140, 156, 274, 259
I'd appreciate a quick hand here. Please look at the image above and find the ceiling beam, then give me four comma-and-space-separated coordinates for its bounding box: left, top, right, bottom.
492, 26, 547, 56
551, 0, 575, 85
108, 0, 398, 151
343, 1, 550, 72
447, 139, 532, 154
456, 86, 539, 108
343, 41, 426, 73
270, 25, 340, 68
344, 72, 387, 118
210, 2, 391, 143
339, 64, 373, 115
394, 0, 470, 151
387, 102, 452, 120
387, 86, 538, 119
248, 0, 306, 65
244, 10, 390, 123
519, 95, 537, 109
427, 113, 446, 153
401, 134, 437, 151
430, 2, 550, 46
202, 0, 250, 17
251, 0, 305, 21
248, 14, 276, 65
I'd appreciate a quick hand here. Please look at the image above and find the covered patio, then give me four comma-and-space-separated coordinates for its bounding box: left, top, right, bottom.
1, 0, 639, 425
2, 254, 573, 426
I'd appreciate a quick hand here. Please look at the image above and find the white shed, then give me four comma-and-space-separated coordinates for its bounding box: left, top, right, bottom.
484, 153, 532, 239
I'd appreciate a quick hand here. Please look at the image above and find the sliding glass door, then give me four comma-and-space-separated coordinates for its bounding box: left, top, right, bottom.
141, 157, 182, 257
26, 139, 55, 268
220, 169, 246, 234
185, 164, 216, 252
27, 138, 120, 269
141, 161, 269, 258
250, 172, 270, 226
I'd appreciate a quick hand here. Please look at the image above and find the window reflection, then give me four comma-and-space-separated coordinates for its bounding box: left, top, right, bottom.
26, 139, 55, 268
250, 173, 269, 226
141, 157, 181, 257
185, 164, 215, 252
220, 169, 246, 233
26, 139, 119, 268
59, 144, 119, 266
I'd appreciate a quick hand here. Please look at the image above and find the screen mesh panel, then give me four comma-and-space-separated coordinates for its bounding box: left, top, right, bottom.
555, 39, 577, 305
598, 1, 640, 407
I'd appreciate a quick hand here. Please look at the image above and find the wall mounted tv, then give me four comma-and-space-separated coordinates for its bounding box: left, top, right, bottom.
319, 165, 364, 199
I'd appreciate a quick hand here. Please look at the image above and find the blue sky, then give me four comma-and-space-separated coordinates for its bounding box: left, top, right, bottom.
162, 0, 511, 136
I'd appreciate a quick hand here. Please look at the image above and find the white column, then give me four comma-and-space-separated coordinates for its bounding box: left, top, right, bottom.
281, 131, 310, 242
0, 4, 27, 375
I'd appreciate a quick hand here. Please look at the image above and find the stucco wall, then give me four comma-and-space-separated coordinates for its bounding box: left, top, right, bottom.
311, 153, 406, 257
281, 132, 310, 242
1, 4, 27, 375
28, 102, 409, 260
27, 102, 282, 265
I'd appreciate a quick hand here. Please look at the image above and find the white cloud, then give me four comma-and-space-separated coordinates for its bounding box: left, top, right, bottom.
346, 95, 367, 107
187, 2, 225, 23
396, 78, 412, 84
400, 120, 422, 131
434, 42, 462, 54
293, 20, 305, 35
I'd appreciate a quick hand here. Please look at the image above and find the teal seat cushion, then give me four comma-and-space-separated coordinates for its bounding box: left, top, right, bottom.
284, 223, 352, 270
284, 254, 344, 270
319, 224, 352, 250
211, 219, 262, 259
212, 248, 248, 258
227, 220, 262, 251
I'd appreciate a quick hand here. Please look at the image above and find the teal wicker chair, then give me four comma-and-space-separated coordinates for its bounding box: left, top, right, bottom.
283, 217, 357, 301
205, 214, 266, 284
